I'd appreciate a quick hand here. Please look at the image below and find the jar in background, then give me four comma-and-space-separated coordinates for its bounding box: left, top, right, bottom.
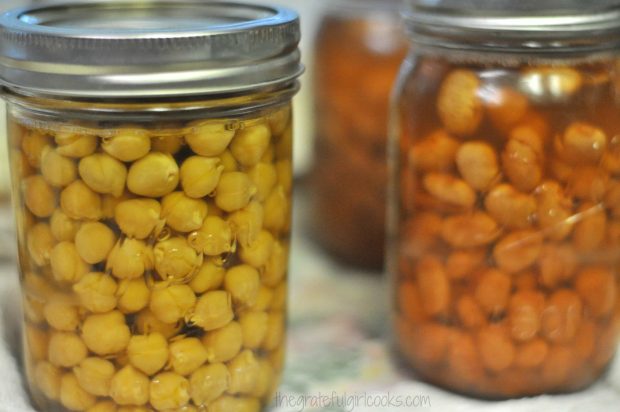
390, 0, 620, 399
0, 2, 302, 411
310, 0, 407, 270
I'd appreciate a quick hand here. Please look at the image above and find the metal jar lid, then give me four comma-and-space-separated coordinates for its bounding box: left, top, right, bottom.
403, 0, 620, 56
0, 0, 303, 98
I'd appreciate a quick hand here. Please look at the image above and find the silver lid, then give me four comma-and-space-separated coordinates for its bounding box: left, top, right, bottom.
404, 0, 620, 55
0, 0, 303, 98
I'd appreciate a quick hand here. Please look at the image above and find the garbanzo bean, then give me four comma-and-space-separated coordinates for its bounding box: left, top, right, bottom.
55, 132, 97, 158
102, 128, 151, 162
185, 121, 236, 157
240, 230, 274, 269
484, 184, 536, 229
60, 372, 97, 411
134, 310, 181, 339
161, 192, 208, 233
263, 186, 288, 233
149, 284, 196, 324
73, 357, 116, 397
78, 153, 127, 197
225, 264, 260, 308
188, 216, 232, 256
73, 272, 118, 313
75, 222, 117, 264
27, 223, 55, 266
202, 321, 243, 364
575, 267, 616, 318
151, 134, 184, 154
169, 338, 209, 376
26, 325, 49, 361
189, 259, 226, 294
127, 333, 169, 376
24, 175, 57, 218
456, 141, 499, 191
262, 241, 287, 287
437, 69, 483, 136
115, 198, 162, 240
508, 290, 545, 342
87, 401, 117, 412
35, 362, 61, 401
271, 281, 287, 311
50, 209, 81, 242
268, 106, 290, 136
239, 311, 268, 349
150, 372, 190, 411
475, 269, 511, 316
262, 311, 284, 351
208, 396, 260, 412
50, 241, 90, 284
82, 311, 131, 356
227, 350, 259, 395
180, 156, 224, 199
190, 363, 230, 406
109, 365, 150, 406
230, 124, 271, 167
101, 192, 133, 220
127, 153, 179, 197
215, 171, 256, 212
49, 332, 88, 368
541, 289, 583, 344
477, 326, 515, 372
423, 172, 476, 209
247, 162, 277, 202
219, 149, 239, 172
61, 180, 102, 220
41, 146, 77, 188
191, 290, 233, 331
441, 212, 500, 248
107, 239, 154, 280
254, 286, 274, 312
153, 236, 202, 281
117, 278, 150, 314
44, 298, 79, 332
229, 201, 263, 248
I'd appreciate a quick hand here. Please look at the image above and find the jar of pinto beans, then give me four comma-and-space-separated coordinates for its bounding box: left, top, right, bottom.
389, 0, 620, 399
0, 1, 302, 411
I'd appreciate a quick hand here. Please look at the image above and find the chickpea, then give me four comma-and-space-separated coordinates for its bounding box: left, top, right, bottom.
78, 153, 127, 197
162, 193, 208, 234
61, 180, 102, 220
50, 209, 81, 242
149, 284, 196, 324
575, 266, 616, 318
73, 272, 117, 313
538, 244, 577, 288
55, 132, 98, 158
239, 311, 268, 349
440, 212, 500, 248
202, 321, 242, 363
542, 289, 582, 344
27, 223, 55, 267
188, 216, 232, 256
153, 237, 202, 282
102, 128, 151, 162
423, 173, 476, 209
24, 296, 46, 325
107, 239, 154, 280
208, 396, 260, 412
271, 281, 287, 311
185, 121, 236, 157
484, 184, 536, 229
247, 162, 277, 202
227, 350, 259, 395
493, 230, 543, 274
475, 268, 511, 317
115, 198, 163, 240
515, 338, 549, 369
263, 186, 289, 233
508, 290, 545, 342
41, 146, 77, 188
135, 310, 181, 339
437, 69, 483, 136
179, 156, 224, 199
44, 298, 79, 331
535, 180, 574, 240
254, 286, 274, 312
190, 363, 230, 406
150, 372, 190, 411
268, 106, 290, 135
414, 256, 450, 316
240, 230, 274, 269
477, 326, 515, 372
50, 242, 90, 284
262, 311, 284, 351
262, 240, 287, 287
22, 130, 51, 166
191, 290, 233, 331
456, 295, 486, 329
127, 333, 169, 376
117, 278, 151, 314
189, 259, 226, 294
456, 141, 499, 191
573, 202, 606, 252
127, 153, 179, 197
73, 357, 115, 397
26, 325, 49, 361
223, 264, 260, 308
445, 248, 485, 280
229, 123, 271, 168
502, 137, 543, 192
219, 149, 239, 172
60, 372, 97, 411
87, 402, 117, 412
82, 311, 131, 356
24, 175, 57, 218
485, 87, 529, 132
229, 201, 264, 248
215, 172, 256, 212
101, 191, 133, 219
35, 361, 61, 401
169, 338, 209, 376
75, 222, 117, 264
24, 271, 55, 299
556, 122, 607, 164
109, 366, 150, 406
152, 134, 184, 154
49, 332, 87, 368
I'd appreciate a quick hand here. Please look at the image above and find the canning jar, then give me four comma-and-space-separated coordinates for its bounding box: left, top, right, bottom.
310, 0, 407, 269
0, 1, 302, 411
389, 0, 620, 399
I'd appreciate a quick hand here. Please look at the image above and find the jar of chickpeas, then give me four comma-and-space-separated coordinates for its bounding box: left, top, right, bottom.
0, 1, 302, 411
310, 0, 407, 269
390, 0, 620, 399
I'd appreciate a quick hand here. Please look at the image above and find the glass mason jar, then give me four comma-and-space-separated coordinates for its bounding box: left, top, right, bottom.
389, 0, 620, 399
0, 1, 302, 411
310, 0, 407, 269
